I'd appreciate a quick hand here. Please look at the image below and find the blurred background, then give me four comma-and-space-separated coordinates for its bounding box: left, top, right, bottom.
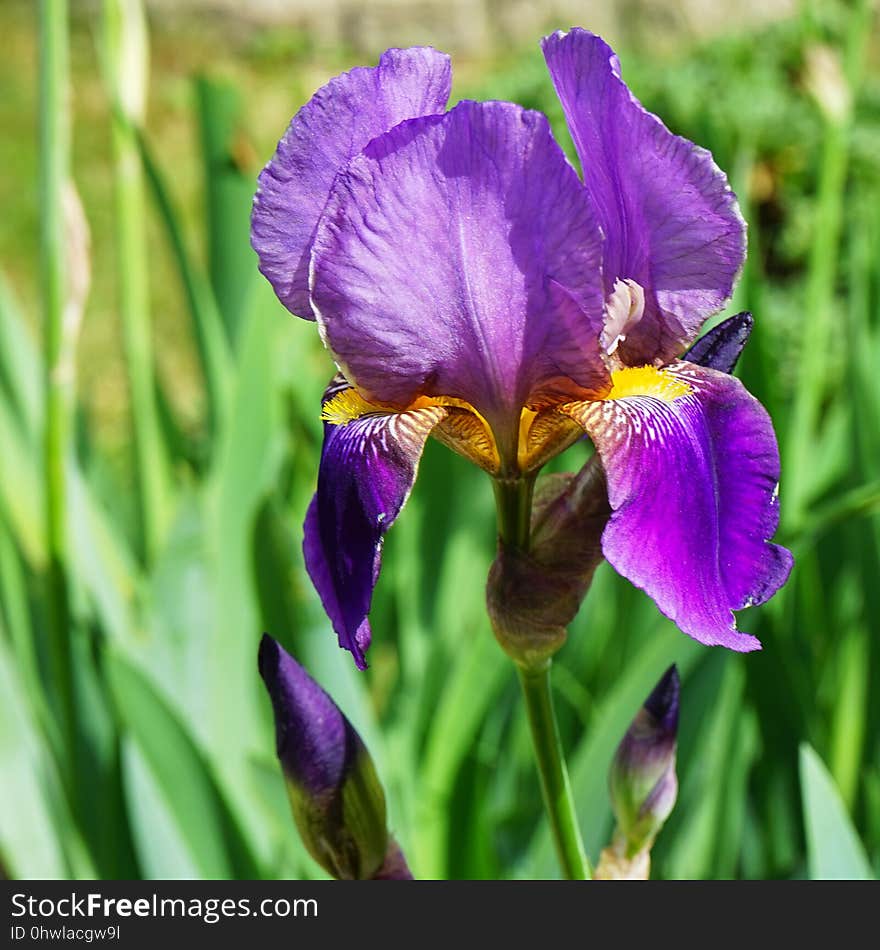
1, 0, 878, 880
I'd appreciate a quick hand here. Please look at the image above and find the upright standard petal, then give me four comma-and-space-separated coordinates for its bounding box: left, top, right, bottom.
542, 29, 746, 366
251, 47, 452, 318
303, 379, 447, 669
310, 99, 608, 458
563, 362, 793, 650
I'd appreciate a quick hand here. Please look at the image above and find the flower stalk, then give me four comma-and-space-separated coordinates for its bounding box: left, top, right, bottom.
492, 475, 590, 879
518, 664, 591, 880
39, 0, 76, 794
102, 0, 170, 563
492, 475, 536, 552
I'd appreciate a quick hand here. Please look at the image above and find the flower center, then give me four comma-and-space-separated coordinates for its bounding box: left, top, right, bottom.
321, 384, 585, 477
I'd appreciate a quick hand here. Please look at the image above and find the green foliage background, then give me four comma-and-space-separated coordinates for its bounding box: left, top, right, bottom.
0, 0, 878, 880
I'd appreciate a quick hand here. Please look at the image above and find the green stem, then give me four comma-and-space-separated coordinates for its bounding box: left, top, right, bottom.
137, 131, 233, 446
103, 0, 170, 563
493, 474, 590, 879
518, 665, 592, 880
492, 475, 535, 551
785, 0, 873, 525
39, 0, 76, 792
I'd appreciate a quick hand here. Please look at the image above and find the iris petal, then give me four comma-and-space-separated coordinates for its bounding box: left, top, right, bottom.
562, 361, 792, 650
542, 29, 746, 366
304, 378, 447, 668
310, 99, 608, 457
251, 47, 452, 318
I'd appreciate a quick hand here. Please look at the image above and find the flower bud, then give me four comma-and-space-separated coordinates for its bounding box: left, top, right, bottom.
258, 634, 391, 879
608, 664, 679, 859
487, 462, 610, 669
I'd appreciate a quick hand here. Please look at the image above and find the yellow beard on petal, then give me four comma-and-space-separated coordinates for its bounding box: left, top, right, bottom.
321, 387, 387, 425
322, 373, 685, 478
321, 388, 471, 424
603, 365, 691, 403
321, 385, 502, 473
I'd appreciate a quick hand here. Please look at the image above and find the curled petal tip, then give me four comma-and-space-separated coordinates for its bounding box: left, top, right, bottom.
643, 664, 680, 735
684, 311, 754, 374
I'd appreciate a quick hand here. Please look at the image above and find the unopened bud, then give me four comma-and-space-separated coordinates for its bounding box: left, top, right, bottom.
258, 634, 390, 879
487, 463, 610, 669
608, 665, 679, 859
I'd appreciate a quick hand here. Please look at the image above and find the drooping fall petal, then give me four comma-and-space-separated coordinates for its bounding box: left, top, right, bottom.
303, 379, 447, 669
562, 361, 793, 650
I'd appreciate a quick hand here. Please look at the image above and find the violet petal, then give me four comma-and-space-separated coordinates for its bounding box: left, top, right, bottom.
542, 29, 746, 366
251, 47, 451, 318
564, 361, 793, 649
311, 99, 608, 445
303, 378, 446, 669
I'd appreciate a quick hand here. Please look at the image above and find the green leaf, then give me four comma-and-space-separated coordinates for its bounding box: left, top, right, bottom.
0, 393, 44, 566
195, 75, 258, 344
106, 649, 261, 879
660, 655, 745, 879
137, 126, 233, 442
799, 743, 874, 880
0, 636, 68, 877
121, 737, 202, 878
0, 270, 42, 441
203, 289, 286, 788
414, 621, 509, 878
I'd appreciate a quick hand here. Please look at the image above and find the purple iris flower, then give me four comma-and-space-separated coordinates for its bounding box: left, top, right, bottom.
251, 29, 793, 670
